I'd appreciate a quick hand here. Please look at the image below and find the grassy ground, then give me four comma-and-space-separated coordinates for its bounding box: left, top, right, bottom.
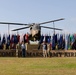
0, 57, 76, 75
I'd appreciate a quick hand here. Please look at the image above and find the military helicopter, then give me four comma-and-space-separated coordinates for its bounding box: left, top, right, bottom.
0, 18, 64, 41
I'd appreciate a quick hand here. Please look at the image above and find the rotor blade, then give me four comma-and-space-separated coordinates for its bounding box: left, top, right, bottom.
41, 26, 62, 31
12, 26, 29, 31
0, 22, 28, 25
39, 18, 64, 25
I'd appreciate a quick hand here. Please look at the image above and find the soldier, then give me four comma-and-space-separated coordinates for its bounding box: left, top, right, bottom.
21, 41, 26, 57
47, 43, 50, 57
42, 42, 47, 57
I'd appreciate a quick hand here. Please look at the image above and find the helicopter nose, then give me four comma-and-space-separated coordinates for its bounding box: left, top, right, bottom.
30, 27, 32, 30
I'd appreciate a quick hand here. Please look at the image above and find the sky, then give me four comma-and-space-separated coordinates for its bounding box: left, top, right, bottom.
0, 0, 76, 35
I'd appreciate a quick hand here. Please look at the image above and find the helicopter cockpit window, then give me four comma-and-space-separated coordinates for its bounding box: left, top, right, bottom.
32, 25, 40, 30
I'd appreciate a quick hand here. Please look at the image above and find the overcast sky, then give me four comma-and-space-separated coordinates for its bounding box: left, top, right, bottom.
0, 0, 76, 35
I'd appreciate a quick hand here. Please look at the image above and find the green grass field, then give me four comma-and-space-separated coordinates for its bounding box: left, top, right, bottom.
0, 57, 76, 75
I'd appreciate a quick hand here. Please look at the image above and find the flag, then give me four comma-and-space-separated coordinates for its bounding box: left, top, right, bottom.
2, 34, 6, 50
0, 34, 2, 49
39, 34, 44, 44
14, 35, 18, 44
55, 34, 57, 44
10, 35, 14, 44
17, 34, 20, 43
62, 35, 65, 50
6, 34, 10, 49
38, 34, 44, 50
52, 34, 55, 50
45, 34, 48, 43
2, 34, 6, 44
0, 34, 1, 45
10, 35, 14, 49
65, 34, 68, 50
58, 34, 63, 49
70, 34, 75, 49
67, 34, 71, 49
7, 34, 10, 46
74, 34, 76, 40
23, 34, 26, 43
47, 35, 51, 44
25, 33, 29, 43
